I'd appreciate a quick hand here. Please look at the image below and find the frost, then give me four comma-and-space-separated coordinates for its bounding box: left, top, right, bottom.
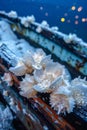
51, 26, 59, 32
36, 26, 42, 33
8, 11, 18, 18
63, 33, 77, 43
0, 107, 13, 130
41, 20, 49, 28
20, 15, 35, 27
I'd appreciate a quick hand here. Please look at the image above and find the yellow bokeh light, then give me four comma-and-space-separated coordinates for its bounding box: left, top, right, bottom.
61, 18, 65, 22
71, 6, 76, 11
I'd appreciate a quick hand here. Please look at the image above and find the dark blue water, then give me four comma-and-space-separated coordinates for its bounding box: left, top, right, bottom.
0, 0, 87, 42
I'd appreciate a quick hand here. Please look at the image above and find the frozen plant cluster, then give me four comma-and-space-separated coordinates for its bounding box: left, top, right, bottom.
4, 48, 87, 115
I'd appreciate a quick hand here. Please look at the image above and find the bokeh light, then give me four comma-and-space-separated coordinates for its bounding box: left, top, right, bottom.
61, 18, 65, 22
82, 18, 86, 22
85, 18, 87, 22
40, 6, 43, 10
78, 6, 83, 12
75, 15, 79, 19
75, 20, 79, 25
45, 12, 48, 16
67, 20, 71, 23
71, 6, 76, 11
64, 13, 68, 17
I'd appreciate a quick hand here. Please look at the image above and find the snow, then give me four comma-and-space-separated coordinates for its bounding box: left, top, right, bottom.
0, 21, 17, 41
41, 20, 49, 27
0, 10, 17, 19
0, 20, 35, 58
20, 15, 35, 27
8, 11, 18, 18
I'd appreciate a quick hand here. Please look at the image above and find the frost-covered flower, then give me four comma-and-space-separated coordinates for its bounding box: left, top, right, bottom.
9, 49, 53, 76
33, 62, 71, 93
71, 76, 87, 86
71, 77, 87, 106
45, 62, 71, 80
50, 86, 75, 115
9, 60, 26, 76
23, 48, 50, 70
9, 59, 33, 76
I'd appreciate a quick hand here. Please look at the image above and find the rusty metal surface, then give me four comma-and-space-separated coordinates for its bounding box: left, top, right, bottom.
0, 12, 87, 77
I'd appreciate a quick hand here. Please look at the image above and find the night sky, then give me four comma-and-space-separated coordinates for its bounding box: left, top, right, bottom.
0, 0, 87, 42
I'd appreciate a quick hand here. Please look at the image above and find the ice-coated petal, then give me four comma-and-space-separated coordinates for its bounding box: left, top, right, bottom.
49, 76, 63, 89
9, 64, 27, 76
54, 86, 71, 96
33, 48, 46, 63
71, 76, 87, 86
23, 51, 35, 67
33, 80, 51, 93
41, 54, 53, 68
50, 90, 75, 115
34, 69, 45, 82
45, 62, 65, 78
70, 77, 87, 106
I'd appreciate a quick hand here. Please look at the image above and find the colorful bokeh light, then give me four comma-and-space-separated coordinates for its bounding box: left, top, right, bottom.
75, 15, 79, 19
71, 6, 76, 11
82, 18, 86, 22
75, 20, 79, 25
78, 6, 83, 12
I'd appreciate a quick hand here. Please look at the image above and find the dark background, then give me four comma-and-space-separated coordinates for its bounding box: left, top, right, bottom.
0, 0, 87, 42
